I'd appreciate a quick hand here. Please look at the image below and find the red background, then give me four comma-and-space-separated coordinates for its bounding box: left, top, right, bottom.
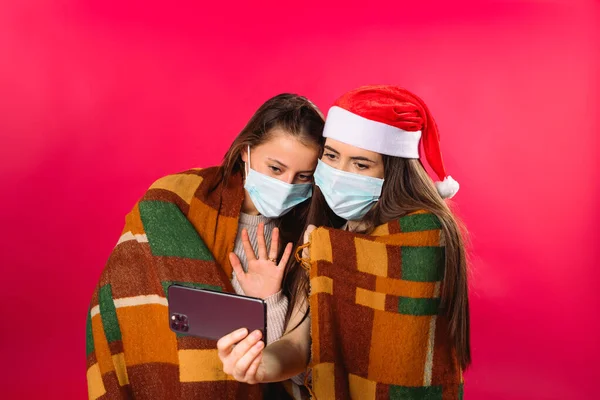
1, 1, 598, 398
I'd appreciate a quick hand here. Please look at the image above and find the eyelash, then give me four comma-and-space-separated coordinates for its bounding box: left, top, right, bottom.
270, 166, 311, 182
325, 153, 369, 170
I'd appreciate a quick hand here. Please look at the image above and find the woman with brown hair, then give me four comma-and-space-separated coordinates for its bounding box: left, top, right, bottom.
86, 93, 324, 399
218, 86, 470, 399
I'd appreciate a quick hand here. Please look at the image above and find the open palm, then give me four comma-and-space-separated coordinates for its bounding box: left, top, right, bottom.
229, 223, 293, 299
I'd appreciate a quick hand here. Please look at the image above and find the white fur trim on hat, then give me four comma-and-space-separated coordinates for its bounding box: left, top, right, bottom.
323, 106, 421, 158
435, 176, 460, 199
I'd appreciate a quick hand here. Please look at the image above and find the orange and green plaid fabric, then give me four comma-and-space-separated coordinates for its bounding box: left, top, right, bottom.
307, 211, 463, 399
85, 167, 293, 399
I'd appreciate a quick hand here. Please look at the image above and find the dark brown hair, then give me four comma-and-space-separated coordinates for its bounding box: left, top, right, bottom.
285, 156, 471, 371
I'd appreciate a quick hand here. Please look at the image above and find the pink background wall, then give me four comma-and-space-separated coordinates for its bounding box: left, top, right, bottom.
1, 0, 598, 398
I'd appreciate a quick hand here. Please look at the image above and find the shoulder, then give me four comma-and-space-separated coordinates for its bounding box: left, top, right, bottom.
141, 166, 222, 204
398, 210, 442, 232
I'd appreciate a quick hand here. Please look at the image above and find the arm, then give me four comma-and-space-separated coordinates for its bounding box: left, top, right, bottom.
261, 299, 311, 382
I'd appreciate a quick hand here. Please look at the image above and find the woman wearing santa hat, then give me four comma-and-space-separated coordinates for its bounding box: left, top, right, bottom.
218, 86, 470, 399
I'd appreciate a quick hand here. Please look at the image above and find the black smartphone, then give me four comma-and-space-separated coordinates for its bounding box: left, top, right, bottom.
167, 285, 267, 342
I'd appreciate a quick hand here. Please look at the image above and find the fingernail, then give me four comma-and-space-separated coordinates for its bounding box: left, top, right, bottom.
252, 330, 262, 339
254, 341, 264, 350
237, 328, 248, 337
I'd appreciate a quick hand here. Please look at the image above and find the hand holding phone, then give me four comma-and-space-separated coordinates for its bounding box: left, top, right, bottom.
217, 327, 266, 385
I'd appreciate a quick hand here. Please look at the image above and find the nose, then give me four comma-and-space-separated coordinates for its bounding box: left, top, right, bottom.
282, 173, 295, 184
338, 162, 353, 173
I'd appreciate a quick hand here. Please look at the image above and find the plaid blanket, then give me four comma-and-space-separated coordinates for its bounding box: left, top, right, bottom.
86, 167, 294, 399
307, 211, 463, 399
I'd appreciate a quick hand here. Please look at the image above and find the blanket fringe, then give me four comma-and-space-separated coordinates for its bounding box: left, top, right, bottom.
295, 243, 312, 272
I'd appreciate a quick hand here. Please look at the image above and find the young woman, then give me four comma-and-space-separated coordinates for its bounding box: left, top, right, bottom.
86, 93, 324, 399
218, 86, 470, 399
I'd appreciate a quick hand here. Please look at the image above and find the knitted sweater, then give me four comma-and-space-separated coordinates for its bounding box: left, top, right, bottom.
86, 167, 297, 400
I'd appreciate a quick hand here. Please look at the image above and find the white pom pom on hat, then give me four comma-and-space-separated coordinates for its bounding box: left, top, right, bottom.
322, 85, 459, 198
435, 176, 460, 199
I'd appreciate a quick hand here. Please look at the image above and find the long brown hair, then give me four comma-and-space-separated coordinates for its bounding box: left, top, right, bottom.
285, 156, 471, 371
214, 93, 325, 306
218, 94, 324, 187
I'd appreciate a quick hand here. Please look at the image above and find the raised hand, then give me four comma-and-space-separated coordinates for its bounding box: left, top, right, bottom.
229, 223, 293, 299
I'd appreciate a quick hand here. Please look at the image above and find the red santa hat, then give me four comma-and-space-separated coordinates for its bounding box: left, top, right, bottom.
323, 85, 459, 198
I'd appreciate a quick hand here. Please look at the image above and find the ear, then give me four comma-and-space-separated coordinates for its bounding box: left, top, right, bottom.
241, 147, 248, 163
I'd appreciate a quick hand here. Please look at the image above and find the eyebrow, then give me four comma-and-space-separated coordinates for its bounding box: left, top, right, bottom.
267, 158, 288, 168
351, 156, 376, 163
324, 145, 340, 154
324, 145, 377, 164
267, 158, 315, 174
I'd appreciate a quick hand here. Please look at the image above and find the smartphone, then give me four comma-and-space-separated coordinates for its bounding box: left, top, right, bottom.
167, 284, 267, 342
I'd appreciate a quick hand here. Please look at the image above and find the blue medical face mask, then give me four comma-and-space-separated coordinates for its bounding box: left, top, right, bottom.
243, 146, 313, 218
314, 159, 384, 221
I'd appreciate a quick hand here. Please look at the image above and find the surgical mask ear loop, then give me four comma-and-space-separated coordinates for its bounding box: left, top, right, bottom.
245, 145, 252, 177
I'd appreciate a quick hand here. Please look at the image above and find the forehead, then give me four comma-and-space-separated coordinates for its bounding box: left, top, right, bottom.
324, 138, 382, 160
253, 129, 320, 169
